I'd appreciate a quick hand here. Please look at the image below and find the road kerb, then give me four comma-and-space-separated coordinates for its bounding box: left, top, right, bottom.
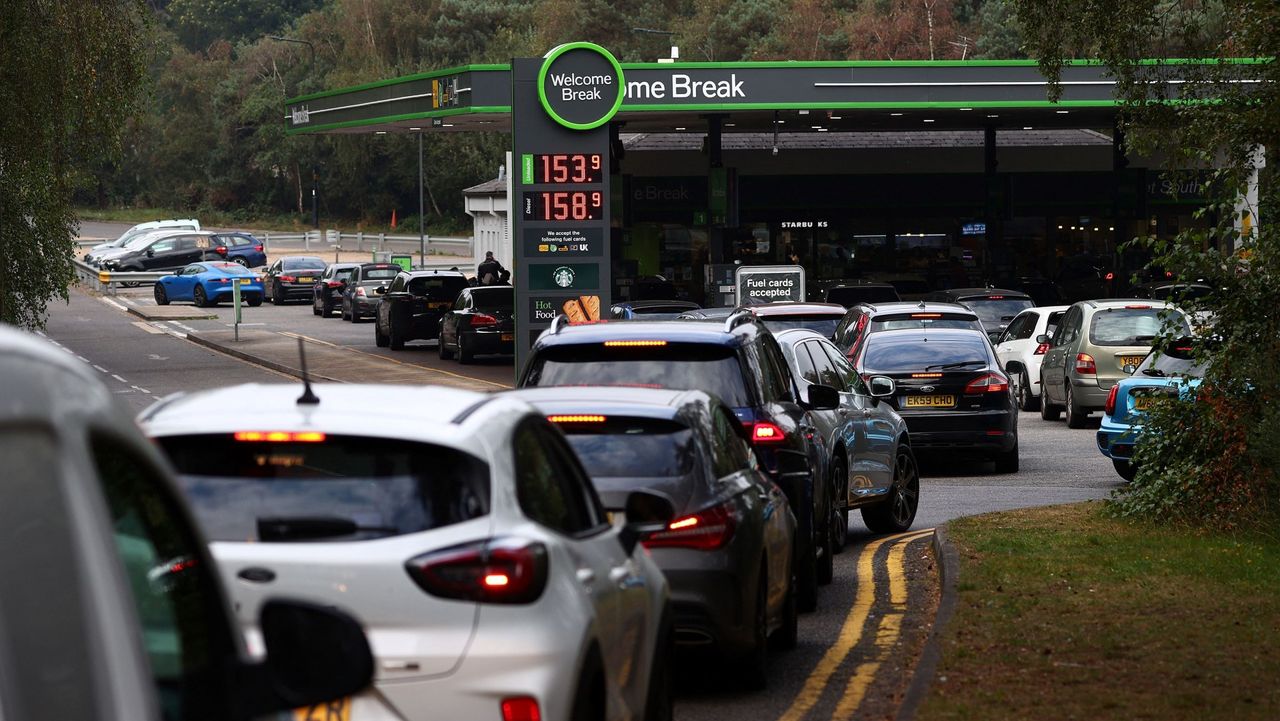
893, 526, 960, 721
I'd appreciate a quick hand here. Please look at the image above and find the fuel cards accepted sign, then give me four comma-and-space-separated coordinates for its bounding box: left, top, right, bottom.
735, 265, 806, 305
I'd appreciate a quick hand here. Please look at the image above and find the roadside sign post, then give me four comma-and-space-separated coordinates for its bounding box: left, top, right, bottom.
734, 265, 806, 306
232, 278, 242, 341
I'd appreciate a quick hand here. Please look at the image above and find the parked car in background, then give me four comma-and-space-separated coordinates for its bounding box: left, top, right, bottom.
83, 218, 200, 264
773, 329, 918, 547
141, 383, 674, 721
436, 284, 515, 361
993, 305, 1070, 411
513, 387, 798, 689
611, 299, 702, 320
811, 279, 901, 307
850, 326, 1019, 472
153, 261, 264, 308
747, 302, 847, 340
312, 262, 361, 317
341, 262, 401, 321
518, 313, 840, 611
203, 231, 266, 267
832, 301, 982, 362
1096, 337, 1210, 481
0, 325, 373, 721
924, 287, 1036, 342
371, 268, 470, 349
1039, 299, 1190, 428
677, 307, 737, 321
100, 231, 216, 273
263, 255, 327, 304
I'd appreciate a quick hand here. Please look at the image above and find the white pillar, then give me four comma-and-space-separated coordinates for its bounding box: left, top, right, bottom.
1233, 145, 1264, 252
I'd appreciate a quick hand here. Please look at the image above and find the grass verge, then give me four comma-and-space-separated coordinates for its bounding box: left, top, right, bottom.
917, 501, 1279, 721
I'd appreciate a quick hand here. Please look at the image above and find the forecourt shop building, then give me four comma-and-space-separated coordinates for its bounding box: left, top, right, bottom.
285, 46, 1250, 348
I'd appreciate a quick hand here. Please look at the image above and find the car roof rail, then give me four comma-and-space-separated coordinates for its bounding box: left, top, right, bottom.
723, 309, 756, 333
550, 313, 569, 335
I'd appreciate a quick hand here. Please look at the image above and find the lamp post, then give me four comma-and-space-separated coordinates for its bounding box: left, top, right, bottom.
268, 35, 319, 228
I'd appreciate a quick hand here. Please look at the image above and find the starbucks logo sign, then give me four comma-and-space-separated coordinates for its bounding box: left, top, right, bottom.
538, 42, 625, 131
553, 266, 576, 288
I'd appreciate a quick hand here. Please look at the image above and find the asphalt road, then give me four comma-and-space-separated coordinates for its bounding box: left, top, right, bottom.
41, 286, 1121, 721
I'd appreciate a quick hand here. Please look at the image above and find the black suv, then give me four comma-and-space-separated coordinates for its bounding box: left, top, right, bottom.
832, 301, 983, 362
925, 288, 1036, 342
518, 312, 841, 610
374, 269, 471, 349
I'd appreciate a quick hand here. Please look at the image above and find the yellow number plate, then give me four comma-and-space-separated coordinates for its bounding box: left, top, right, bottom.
501, 333, 514, 341
298, 277, 314, 284
1132, 396, 1158, 411
905, 395, 956, 408
1120, 355, 1145, 368
293, 698, 350, 721
428, 301, 451, 309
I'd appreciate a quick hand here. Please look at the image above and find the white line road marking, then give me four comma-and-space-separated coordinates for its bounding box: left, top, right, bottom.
132, 321, 165, 334
131, 385, 151, 394
92, 365, 109, 373
111, 374, 128, 384
101, 297, 128, 312
169, 321, 198, 333
75, 355, 89, 363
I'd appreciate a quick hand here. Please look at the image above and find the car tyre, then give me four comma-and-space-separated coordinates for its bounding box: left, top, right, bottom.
272, 284, 285, 306
1065, 384, 1089, 428
1016, 368, 1040, 411
569, 651, 606, 721
193, 285, 210, 308
994, 440, 1020, 474
1113, 458, 1137, 481
247, 294, 262, 307
817, 485, 834, 586
233, 257, 248, 267
771, 561, 799, 651
389, 321, 405, 351
341, 302, 351, 321
153, 284, 169, 306
1039, 373, 1062, 421
374, 320, 390, 348
322, 299, 334, 317
457, 333, 474, 364
862, 445, 920, 534
644, 609, 674, 721
796, 529, 818, 613
438, 336, 455, 360
312, 297, 322, 316
736, 564, 769, 691
830, 454, 849, 554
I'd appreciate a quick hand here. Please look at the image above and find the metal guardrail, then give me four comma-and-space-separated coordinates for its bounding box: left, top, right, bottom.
73, 259, 170, 295
75, 230, 474, 254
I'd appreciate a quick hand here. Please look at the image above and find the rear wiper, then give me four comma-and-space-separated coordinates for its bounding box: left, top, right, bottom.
1141, 368, 1167, 377
925, 360, 986, 371
257, 516, 397, 541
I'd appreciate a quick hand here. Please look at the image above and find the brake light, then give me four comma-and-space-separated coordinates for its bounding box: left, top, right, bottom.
405, 538, 548, 604
501, 697, 541, 721
471, 313, 497, 327
547, 415, 606, 423
749, 422, 787, 444
356, 286, 367, 297
1124, 305, 1151, 310
603, 340, 667, 347
1034, 342, 1050, 355
987, 295, 1005, 300
964, 373, 1008, 393
643, 502, 737, 550
1165, 271, 1174, 278
326, 280, 344, 288
1075, 353, 1097, 374
233, 431, 326, 442
279, 275, 295, 283
215, 246, 227, 256
216, 278, 230, 284
911, 313, 942, 318
911, 372, 943, 379
1104, 385, 1119, 415
254, 244, 264, 252
1105, 272, 1115, 281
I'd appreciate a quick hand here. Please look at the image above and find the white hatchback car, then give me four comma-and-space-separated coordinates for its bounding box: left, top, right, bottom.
993, 305, 1069, 411
140, 383, 674, 721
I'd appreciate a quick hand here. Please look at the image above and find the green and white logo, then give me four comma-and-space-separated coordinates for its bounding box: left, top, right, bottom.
538, 42, 625, 131
553, 266, 576, 288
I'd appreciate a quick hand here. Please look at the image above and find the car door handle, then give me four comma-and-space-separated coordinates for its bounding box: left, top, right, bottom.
862, 409, 873, 418
236, 567, 275, 583
575, 568, 596, 585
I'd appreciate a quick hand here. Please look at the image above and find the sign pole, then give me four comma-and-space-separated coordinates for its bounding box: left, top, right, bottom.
232, 278, 242, 341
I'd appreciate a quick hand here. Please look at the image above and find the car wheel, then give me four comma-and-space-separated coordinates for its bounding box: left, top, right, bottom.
389, 321, 405, 351
830, 454, 849, 554
735, 563, 769, 691
862, 445, 920, 534
322, 299, 334, 317
233, 257, 248, 267
817, 483, 834, 586
272, 284, 285, 305
193, 286, 209, 308
1039, 372, 1062, 421
247, 294, 262, 307
1113, 458, 1137, 481
770, 561, 798, 652
569, 651, 605, 721
312, 296, 322, 316
994, 440, 1020, 474
796, 524, 818, 613
457, 333, 474, 364
341, 302, 351, 321
438, 335, 455, 360
1065, 384, 1089, 428
1016, 369, 1040, 411
374, 320, 390, 348
153, 284, 169, 306
644, 609, 674, 721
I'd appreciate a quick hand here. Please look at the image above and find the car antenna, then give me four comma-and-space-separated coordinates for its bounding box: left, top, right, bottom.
296, 337, 320, 405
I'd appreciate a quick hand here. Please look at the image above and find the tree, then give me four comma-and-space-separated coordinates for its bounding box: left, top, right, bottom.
1012, 0, 1279, 525
0, 1, 150, 330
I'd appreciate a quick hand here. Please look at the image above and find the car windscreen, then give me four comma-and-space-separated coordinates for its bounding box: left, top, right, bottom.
471, 287, 515, 310
560, 418, 696, 478
281, 257, 326, 271
209, 262, 252, 275
156, 434, 490, 542
333, 267, 356, 280
871, 313, 980, 332
825, 287, 899, 306
1136, 351, 1208, 378
862, 335, 991, 373
761, 315, 842, 337
361, 267, 401, 282
407, 276, 469, 300
526, 343, 751, 407
1089, 307, 1188, 346
124, 233, 170, 249
960, 298, 1035, 327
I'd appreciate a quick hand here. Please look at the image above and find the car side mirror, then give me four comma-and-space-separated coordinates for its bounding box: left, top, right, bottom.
868, 376, 896, 398
804, 383, 840, 410
146, 249, 155, 257
375, 285, 388, 295
1035, 334, 1051, 344
240, 599, 373, 718
618, 490, 675, 555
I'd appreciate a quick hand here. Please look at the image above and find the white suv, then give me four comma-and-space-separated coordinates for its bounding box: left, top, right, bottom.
141, 382, 673, 721
993, 305, 1069, 411
83, 218, 201, 263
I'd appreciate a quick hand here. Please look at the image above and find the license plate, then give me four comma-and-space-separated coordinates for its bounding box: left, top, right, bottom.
905, 394, 956, 408
298, 277, 314, 284
1132, 396, 1159, 411
501, 333, 514, 341
1120, 355, 1144, 370
428, 301, 451, 309
293, 698, 350, 721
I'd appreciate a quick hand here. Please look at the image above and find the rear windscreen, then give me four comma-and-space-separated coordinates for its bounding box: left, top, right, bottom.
526, 344, 751, 407
362, 267, 401, 281
1090, 308, 1188, 346
872, 313, 980, 332
157, 434, 490, 542
471, 288, 515, 310
407, 277, 469, 300
826, 287, 899, 306
282, 257, 326, 271
961, 298, 1035, 327
761, 315, 842, 337
862, 335, 990, 373
560, 418, 696, 477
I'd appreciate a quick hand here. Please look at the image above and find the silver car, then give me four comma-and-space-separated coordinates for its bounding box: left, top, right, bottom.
141, 382, 673, 721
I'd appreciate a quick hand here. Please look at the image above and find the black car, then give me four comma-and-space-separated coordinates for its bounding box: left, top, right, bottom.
373, 269, 470, 347
263, 256, 327, 304
810, 279, 901, 307
312, 262, 361, 317
747, 302, 847, 340
100, 231, 212, 273
924, 288, 1037, 342
518, 312, 841, 611
341, 262, 402, 321
511, 387, 798, 688
850, 327, 1019, 472
436, 285, 514, 361
610, 300, 702, 320
832, 301, 983, 362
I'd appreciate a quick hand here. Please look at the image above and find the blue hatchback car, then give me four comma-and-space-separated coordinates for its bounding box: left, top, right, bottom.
203, 232, 268, 268
154, 261, 264, 307
1097, 339, 1207, 480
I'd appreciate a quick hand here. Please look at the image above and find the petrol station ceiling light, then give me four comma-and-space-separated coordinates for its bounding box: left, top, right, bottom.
675, 126, 686, 131
375, 130, 387, 135
409, 127, 421, 130
1023, 126, 1033, 130
987, 114, 999, 118
923, 119, 935, 123
1056, 110, 1070, 114
890, 112, 904, 116
829, 115, 842, 120
960, 107, 973, 111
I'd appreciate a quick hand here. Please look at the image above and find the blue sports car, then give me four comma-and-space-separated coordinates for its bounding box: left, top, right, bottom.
1096, 339, 1207, 480
154, 262, 264, 308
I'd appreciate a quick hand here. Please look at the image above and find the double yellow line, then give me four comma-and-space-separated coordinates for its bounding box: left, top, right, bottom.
778, 528, 935, 721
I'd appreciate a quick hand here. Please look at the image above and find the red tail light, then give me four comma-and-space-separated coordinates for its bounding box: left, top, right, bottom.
1104, 272, 1114, 281
215, 246, 228, 256
643, 502, 737, 550
326, 280, 344, 288
965, 372, 1009, 393
471, 313, 498, 327
254, 244, 264, 252
501, 697, 541, 721
356, 286, 367, 297
1104, 385, 1119, 416
749, 421, 787, 444
405, 538, 548, 605
1075, 353, 1097, 375
279, 275, 296, 283
1034, 342, 1050, 355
